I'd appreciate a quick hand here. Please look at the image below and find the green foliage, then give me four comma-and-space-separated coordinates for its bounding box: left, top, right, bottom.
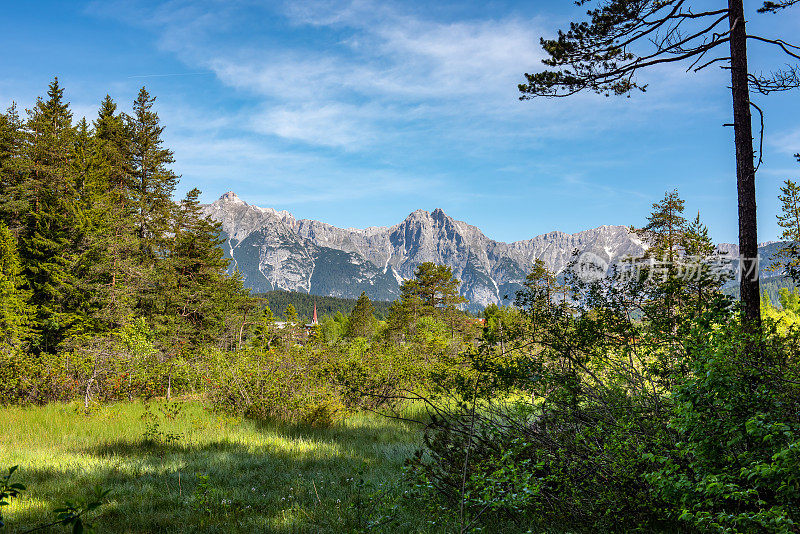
283, 304, 299, 324
207, 347, 348, 426
774, 178, 800, 282
386, 262, 474, 345
346, 291, 377, 339
0, 465, 110, 534
141, 400, 185, 444
646, 323, 800, 533
128, 87, 177, 262
399, 262, 466, 313
637, 189, 687, 262
762, 288, 800, 335
0, 466, 25, 529
0, 79, 254, 404
405, 199, 738, 532
249, 305, 279, 351
317, 311, 348, 344
52, 486, 112, 534
0, 224, 31, 349
777, 178, 800, 242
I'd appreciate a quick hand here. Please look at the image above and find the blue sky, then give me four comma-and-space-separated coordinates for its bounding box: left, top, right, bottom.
2, 0, 799, 244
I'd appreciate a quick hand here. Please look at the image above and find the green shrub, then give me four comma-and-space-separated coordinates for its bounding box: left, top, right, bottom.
206, 346, 348, 426
646, 322, 800, 533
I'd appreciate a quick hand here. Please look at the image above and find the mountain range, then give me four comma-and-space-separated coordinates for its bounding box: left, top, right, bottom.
202, 192, 787, 309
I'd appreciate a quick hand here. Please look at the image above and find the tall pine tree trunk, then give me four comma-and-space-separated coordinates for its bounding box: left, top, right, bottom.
728, 0, 761, 328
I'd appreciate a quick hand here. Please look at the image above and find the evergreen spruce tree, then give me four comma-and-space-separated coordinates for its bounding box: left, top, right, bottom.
683, 212, 716, 258
346, 291, 377, 339
93, 96, 132, 198
0, 79, 259, 399
165, 187, 236, 345
777, 179, 800, 240
681, 212, 725, 316
18, 78, 89, 351
0, 104, 25, 228
71, 118, 92, 194
127, 87, 178, 263
84, 95, 138, 330
125, 86, 180, 334
0, 104, 21, 169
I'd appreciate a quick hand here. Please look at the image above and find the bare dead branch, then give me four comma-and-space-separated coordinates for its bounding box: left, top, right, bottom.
747, 35, 800, 60
750, 100, 765, 172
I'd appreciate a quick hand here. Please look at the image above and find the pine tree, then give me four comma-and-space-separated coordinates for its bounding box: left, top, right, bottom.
516, 0, 800, 326
637, 190, 687, 264
346, 291, 377, 338
634, 192, 717, 336
400, 262, 466, 313
775, 178, 800, 281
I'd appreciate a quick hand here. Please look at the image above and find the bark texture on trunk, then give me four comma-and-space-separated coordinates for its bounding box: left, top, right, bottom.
728, 0, 761, 327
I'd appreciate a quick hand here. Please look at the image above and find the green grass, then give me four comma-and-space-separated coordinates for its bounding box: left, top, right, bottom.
0, 401, 437, 533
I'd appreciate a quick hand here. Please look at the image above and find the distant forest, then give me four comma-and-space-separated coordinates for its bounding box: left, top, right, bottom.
254, 290, 394, 321
724, 276, 797, 307
259, 276, 799, 322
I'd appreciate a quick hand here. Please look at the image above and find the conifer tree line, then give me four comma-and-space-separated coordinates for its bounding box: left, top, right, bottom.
0, 78, 252, 362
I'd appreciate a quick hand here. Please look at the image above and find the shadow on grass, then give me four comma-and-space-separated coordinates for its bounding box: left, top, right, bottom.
6, 416, 426, 534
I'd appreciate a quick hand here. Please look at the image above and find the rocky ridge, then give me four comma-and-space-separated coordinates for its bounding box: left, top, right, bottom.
203, 192, 652, 308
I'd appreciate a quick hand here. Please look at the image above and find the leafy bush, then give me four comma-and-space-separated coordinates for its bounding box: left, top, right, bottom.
405, 250, 737, 532
206, 346, 348, 426
646, 322, 800, 533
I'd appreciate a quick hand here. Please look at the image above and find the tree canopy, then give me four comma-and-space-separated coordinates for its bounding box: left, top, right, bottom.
519, 0, 800, 326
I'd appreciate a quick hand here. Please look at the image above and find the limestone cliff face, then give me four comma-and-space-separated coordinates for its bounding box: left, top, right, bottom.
202, 192, 649, 308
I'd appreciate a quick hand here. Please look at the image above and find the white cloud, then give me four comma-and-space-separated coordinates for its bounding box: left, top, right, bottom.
769, 128, 800, 155
87, 0, 733, 154
252, 103, 375, 149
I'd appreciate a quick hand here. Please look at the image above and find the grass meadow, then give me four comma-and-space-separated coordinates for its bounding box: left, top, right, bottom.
0, 401, 438, 533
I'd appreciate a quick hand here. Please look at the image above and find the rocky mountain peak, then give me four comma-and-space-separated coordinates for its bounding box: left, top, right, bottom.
405, 208, 430, 220
218, 191, 245, 205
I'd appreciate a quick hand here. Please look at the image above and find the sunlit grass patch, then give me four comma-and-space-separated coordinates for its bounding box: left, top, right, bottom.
0, 400, 428, 533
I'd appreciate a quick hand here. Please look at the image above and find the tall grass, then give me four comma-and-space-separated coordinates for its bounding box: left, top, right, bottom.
0, 401, 434, 533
